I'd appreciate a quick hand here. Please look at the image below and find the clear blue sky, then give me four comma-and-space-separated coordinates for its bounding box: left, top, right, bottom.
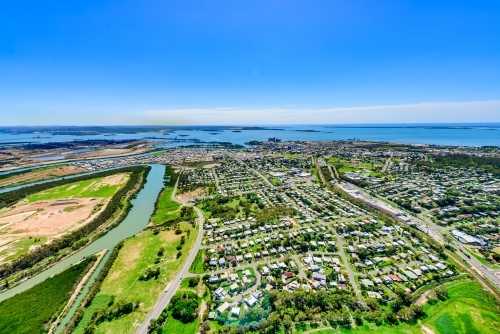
1, 0, 499, 125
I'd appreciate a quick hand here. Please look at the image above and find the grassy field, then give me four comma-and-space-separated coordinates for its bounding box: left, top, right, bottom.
0, 236, 48, 263
422, 280, 500, 334
0, 257, 93, 334
189, 250, 206, 274
162, 310, 200, 334
74, 222, 198, 334
27, 174, 129, 202
292, 324, 421, 334
150, 187, 181, 224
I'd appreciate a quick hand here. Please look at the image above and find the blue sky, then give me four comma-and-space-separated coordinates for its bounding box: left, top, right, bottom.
1, 0, 499, 125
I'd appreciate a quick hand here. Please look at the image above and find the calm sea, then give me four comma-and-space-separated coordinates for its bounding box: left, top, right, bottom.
0, 124, 499, 147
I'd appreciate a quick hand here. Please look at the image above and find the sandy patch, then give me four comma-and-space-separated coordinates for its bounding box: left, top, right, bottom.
0, 197, 108, 263
0, 210, 38, 228
100, 173, 128, 186
199, 300, 207, 318
203, 163, 220, 169
76, 148, 134, 159
0, 198, 106, 237
421, 325, 436, 334
177, 187, 205, 202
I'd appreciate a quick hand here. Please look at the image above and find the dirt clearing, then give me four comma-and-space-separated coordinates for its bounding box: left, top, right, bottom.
177, 187, 205, 202
0, 197, 108, 264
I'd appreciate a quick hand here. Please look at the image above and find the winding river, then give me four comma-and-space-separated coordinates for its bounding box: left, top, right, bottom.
0, 164, 166, 331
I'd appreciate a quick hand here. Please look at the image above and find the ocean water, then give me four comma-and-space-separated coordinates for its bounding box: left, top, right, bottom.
0, 124, 499, 147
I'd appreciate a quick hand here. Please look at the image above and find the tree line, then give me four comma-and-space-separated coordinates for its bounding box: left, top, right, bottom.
62, 241, 124, 334
417, 153, 500, 176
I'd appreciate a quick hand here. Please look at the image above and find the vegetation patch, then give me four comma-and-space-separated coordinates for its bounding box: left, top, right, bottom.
74, 222, 198, 334
423, 280, 500, 334
0, 256, 94, 334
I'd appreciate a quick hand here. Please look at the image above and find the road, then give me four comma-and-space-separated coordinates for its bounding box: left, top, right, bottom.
135, 174, 205, 334
338, 181, 500, 297
381, 156, 391, 173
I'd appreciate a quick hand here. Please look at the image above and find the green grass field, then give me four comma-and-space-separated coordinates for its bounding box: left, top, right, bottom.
27, 174, 129, 202
423, 280, 500, 334
292, 324, 421, 334
150, 187, 181, 224
162, 310, 200, 334
189, 250, 206, 274
74, 222, 198, 334
0, 257, 92, 334
0, 236, 48, 263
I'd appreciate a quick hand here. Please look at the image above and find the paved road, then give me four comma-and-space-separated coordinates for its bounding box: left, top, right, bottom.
341, 181, 500, 294
135, 174, 205, 334
333, 231, 359, 294
381, 156, 391, 173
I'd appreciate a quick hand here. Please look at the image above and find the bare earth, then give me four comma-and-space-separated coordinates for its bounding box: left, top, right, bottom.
0, 174, 128, 263
0, 198, 108, 263
177, 188, 205, 202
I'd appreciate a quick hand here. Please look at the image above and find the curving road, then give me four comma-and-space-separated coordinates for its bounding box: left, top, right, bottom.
135, 172, 205, 334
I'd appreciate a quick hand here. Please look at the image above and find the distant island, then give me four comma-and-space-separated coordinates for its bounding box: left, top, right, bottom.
294, 129, 321, 132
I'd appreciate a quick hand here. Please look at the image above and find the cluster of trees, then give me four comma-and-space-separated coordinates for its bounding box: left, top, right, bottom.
169, 291, 200, 324
0, 256, 95, 334
321, 166, 334, 183
83, 300, 136, 333
200, 196, 240, 220
0, 166, 150, 280
393, 198, 422, 213
434, 197, 456, 208
139, 267, 160, 281
200, 194, 296, 222
62, 241, 124, 334
255, 206, 296, 224
218, 286, 429, 334
147, 307, 169, 334
188, 277, 200, 288
180, 206, 197, 223
417, 154, 500, 177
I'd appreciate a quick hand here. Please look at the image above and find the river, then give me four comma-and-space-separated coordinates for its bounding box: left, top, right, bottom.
0, 164, 166, 331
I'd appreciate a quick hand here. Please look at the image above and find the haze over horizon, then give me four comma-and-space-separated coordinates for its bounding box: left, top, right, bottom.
1, 1, 500, 125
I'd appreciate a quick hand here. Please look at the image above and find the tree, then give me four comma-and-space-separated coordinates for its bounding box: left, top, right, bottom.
188, 277, 200, 288
436, 286, 448, 300
282, 315, 293, 334
170, 292, 199, 323
397, 306, 415, 322
385, 312, 398, 324
239, 306, 267, 326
